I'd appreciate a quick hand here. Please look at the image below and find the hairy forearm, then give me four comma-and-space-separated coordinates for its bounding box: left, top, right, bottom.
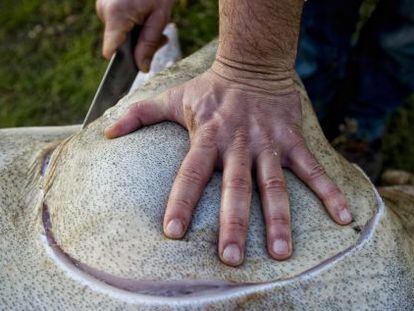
215, 0, 303, 77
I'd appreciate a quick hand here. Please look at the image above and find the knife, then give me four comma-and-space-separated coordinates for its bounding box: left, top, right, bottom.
82, 25, 141, 128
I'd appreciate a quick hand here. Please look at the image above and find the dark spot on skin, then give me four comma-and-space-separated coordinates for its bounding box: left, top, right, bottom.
183, 105, 197, 133
352, 225, 361, 233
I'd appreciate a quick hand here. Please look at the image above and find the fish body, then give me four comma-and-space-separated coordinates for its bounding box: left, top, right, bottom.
0, 40, 413, 310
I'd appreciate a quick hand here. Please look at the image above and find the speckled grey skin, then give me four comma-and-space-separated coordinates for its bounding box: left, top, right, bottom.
1, 41, 413, 310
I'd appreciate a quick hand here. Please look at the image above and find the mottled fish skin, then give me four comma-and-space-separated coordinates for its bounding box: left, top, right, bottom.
0, 40, 413, 310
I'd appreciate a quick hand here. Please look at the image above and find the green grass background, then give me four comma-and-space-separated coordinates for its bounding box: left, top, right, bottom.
0, 0, 413, 171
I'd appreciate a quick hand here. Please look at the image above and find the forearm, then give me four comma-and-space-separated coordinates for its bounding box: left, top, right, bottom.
213, 0, 303, 91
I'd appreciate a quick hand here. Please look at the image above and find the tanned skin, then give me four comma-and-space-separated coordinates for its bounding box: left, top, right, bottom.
100, 0, 353, 266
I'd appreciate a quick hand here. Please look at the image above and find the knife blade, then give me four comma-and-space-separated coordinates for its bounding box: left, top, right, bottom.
82, 25, 141, 128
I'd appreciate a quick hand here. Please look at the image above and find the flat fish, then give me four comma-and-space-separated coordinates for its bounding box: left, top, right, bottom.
0, 39, 413, 310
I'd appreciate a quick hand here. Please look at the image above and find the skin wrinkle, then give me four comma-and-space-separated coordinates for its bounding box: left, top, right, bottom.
213, 57, 295, 78
218, 0, 303, 69
209, 68, 294, 95
215, 55, 295, 71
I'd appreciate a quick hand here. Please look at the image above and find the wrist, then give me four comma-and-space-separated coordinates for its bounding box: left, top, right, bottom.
216, 44, 298, 73
210, 56, 296, 94
216, 0, 303, 74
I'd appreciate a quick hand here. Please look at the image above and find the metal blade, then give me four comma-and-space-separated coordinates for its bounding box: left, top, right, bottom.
82, 26, 141, 128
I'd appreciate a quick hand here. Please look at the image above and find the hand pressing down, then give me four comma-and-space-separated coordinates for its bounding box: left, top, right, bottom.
104, 64, 353, 267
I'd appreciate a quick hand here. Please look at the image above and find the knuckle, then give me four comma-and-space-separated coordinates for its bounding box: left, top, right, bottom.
260, 176, 286, 193
127, 103, 146, 123
230, 144, 246, 155
129, 101, 145, 114
253, 136, 276, 160
231, 129, 249, 148
325, 185, 341, 197
195, 126, 217, 149
222, 215, 248, 232
178, 166, 204, 185
285, 137, 306, 159
267, 214, 290, 227
324, 186, 344, 202
225, 128, 250, 154
307, 162, 326, 180
154, 10, 169, 24
225, 176, 251, 192
142, 38, 160, 49
289, 134, 305, 148
279, 123, 302, 139
142, 26, 163, 44
171, 197, 193, 211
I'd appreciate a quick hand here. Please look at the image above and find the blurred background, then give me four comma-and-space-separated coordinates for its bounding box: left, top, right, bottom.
0, 0, 413, 173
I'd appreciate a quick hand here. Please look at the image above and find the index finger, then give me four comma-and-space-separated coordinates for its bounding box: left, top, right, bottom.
163, 142, 217, 239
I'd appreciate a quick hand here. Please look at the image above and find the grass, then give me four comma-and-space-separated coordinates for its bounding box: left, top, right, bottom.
0, 0, 218, 127
0, 0, 412, 171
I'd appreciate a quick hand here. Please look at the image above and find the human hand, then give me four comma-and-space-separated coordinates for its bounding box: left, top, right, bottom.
104, 62, 353, 266
96, 0, 175, 72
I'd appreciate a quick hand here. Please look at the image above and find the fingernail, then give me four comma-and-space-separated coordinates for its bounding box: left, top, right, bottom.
222, 244, 242, 265
272, 239, 289, 256
141, 58, 151, 73
103, 126, 112, 137
339, 208, 352, 223
104, 125, 115, 138
165, 219, 184, 239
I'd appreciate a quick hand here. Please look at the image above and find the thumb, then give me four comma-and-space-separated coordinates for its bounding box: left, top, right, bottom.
104, 97, 172, 139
